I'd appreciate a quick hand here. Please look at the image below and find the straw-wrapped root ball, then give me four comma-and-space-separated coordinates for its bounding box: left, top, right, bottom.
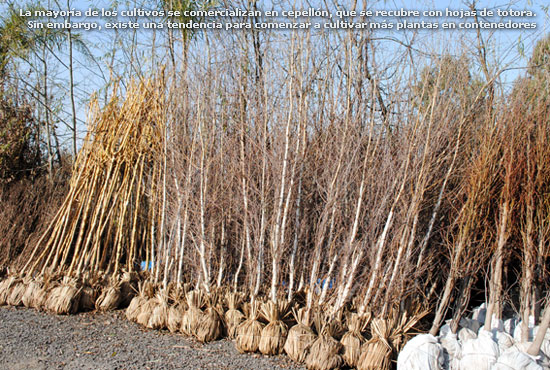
181, 290, 206, 337
181, 304, 202, 336
136, 297, 158, 327
305, 315, 344, 370
31, 280, 50, 310
356, 318, 393, 370
225, 292, 245, 339
21, 278, 43, 308
259, 300, 290, 355
226, 308, 245, 339
126, 295, 145, 322
7, 277, 28, 307
147, 291, 169, 330
79, 284, 99, 312
356, 339, 392, 370
340, 313, 369, 368
0, 276, 18, 305
95, 278, 122, 311
44, 277, 81, 315
284, 308, 317, 363
167, 304, 185, 333
126, 280, 154, 322
305, 335, 343, 370
166, 281, 187, 333
196, 306, 225, 343
119, 270, 139, 307
235, 301, 265, 353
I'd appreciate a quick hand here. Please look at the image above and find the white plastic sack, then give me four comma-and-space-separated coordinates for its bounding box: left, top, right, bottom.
459, 327, 477, 342
503, 342, 548, 362
459, 330, 500, 370
397, 334, 446, 370
491, 350, 544, 370
496, 331, 515, 352
440, 331, 462, 370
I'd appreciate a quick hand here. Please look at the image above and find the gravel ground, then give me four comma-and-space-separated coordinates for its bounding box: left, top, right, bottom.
0, 306, 305, 370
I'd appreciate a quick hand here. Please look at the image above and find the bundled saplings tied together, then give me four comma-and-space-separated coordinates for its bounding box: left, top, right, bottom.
0, 76, 167, 314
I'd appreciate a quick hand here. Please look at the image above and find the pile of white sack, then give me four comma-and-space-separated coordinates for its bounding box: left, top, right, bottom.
397, 304, 550, 370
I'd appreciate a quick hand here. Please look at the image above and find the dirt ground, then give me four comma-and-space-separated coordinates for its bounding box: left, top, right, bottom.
0, 306, 305, 370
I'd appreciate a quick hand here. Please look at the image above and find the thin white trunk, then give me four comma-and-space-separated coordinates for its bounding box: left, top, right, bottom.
334, 250, 363, 313
254, 83, 269, 298
361, 129, 413, 311
287, 177, 302, 301
151, 223, 156, 282
177, 194, 190, 284
430, 238, 466, 335
361, 208, 395, 312
401, 213, 419, 289
417, 118, 462, 270
239, 113, 253, 291
522, 145, 535, 341
198, 113, 210, 292
66, 0, 77, 159
217, 222, 225, 287
385, 220, 411, 310
334, 162, 367, 305
175, 215, 182, 284
161, 125, 169, 289
234, 237, 245, 291
485, 201, 509, 332
270, 38, 295, 302
319, 253, 339, 305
